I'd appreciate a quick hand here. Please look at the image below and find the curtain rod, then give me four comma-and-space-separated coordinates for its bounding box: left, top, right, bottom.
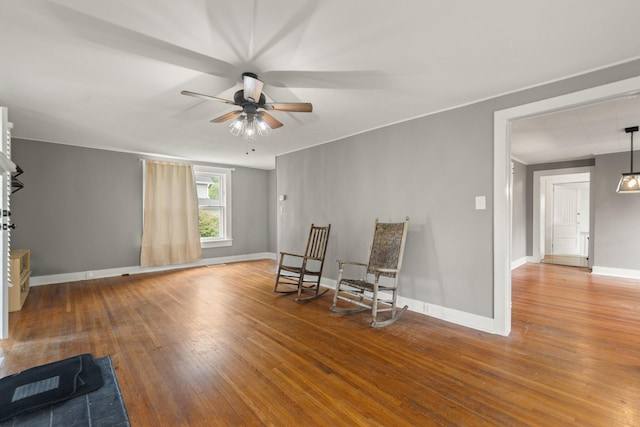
139, 159, 235, 171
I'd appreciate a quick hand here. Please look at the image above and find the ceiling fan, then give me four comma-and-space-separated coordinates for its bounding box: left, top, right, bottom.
181, 72, 312, 137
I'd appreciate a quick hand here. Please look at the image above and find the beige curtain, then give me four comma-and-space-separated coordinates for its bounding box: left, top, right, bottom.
140, 161, 202, 267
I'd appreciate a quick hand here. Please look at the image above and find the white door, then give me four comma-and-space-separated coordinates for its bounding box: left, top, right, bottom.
552, 184, 580, 255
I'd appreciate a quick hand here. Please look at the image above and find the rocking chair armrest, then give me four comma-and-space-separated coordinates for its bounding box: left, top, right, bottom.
336, 260, 367, 270
374, 268, 400, 274
279, 252, 323, 262
279, 251, 303, 258
372, 267, 400, 281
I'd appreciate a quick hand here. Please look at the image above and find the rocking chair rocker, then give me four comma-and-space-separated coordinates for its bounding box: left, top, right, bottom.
330, 217, 409, 327
274, 224, 331, 302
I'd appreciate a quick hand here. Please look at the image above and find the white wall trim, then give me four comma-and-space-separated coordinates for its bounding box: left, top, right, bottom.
30, 252, 277, 286
494, 75, 640, 337
493, 109, 513, 336
320, 278, 495, 333
511, 257, 528, 270
395, 295, 495, 333
591, 266, 640, 280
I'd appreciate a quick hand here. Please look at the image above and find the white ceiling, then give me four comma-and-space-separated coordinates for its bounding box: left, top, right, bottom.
511, 94, 640, 165
2, 1, 640, 169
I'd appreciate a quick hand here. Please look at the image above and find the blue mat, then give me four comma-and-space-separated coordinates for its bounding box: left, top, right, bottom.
0, 355, 129, 427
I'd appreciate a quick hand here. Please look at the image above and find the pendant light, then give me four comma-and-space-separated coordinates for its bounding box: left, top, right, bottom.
617, 126, 640, 193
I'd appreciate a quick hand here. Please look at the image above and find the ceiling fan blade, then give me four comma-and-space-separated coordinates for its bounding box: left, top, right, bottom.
258, 112, 284, 129
263, 103, 313, 113
181, 90, 236, 105
263, 70, 389, 89
243, 75, 264, 102
48, 3, 237, 78
210, 110, 243, 123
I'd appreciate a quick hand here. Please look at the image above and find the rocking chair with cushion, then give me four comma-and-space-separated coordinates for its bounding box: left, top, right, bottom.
274, 224, 331, 301
330, 217, 409, 327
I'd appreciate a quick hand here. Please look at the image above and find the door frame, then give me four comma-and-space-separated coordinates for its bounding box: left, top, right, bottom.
534, 170, 591, 262
493, 75, 640, 337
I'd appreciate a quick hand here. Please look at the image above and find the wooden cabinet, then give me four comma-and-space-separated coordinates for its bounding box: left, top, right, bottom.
9, 249, 30, 312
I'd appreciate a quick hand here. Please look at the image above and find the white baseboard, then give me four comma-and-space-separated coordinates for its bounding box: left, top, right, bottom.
395, 294, 495, 333
30, 252, 277, 286
591, 266, 640, 280
320, 278, 495, 334
511, 256, 528, 270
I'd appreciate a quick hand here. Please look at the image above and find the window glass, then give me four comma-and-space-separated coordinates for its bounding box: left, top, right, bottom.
194, 168, 232, 247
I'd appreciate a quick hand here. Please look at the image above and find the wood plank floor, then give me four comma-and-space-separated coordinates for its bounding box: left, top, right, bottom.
1, 260, 639, 426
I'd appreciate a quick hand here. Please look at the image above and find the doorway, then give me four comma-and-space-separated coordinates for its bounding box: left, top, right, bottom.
493, 75, 640, 337
540, 174, 590, 268
532, 167, 593, 268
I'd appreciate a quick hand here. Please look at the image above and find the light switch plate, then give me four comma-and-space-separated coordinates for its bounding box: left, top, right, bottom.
475, 196, 486, 210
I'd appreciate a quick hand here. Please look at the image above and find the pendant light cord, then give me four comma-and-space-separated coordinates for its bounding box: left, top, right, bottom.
625, 126, 639, 174
631, 130, 634, 173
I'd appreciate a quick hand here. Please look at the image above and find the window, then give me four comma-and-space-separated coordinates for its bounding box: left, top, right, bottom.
194, 166, 232, 248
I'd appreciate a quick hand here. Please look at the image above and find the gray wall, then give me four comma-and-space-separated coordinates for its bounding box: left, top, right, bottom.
277, 112, 494, 316
277, 59, 640, 319
593, 151, 640, 270
11, 140, 142, 276
11, 139, 273, 276
201, 163, 271, 258
511, 161, 527, 262
267, 169, 277, 253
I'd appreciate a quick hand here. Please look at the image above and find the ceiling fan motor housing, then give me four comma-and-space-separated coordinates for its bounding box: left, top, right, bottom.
234, 90, 266, 107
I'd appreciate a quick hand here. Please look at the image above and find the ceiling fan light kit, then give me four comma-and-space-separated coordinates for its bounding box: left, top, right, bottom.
181, 72, 312, 152
617, 125, 640, 193
229, 113, 272, 140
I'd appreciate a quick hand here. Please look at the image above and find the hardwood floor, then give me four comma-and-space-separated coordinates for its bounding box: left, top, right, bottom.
1, 260, 639, 426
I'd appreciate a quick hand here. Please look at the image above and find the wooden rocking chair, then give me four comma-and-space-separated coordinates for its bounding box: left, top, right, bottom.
274, 224, 331, 301
330, 217, 409, 327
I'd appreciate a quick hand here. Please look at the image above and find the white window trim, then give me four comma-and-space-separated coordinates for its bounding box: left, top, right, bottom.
194, 165, 233, 248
